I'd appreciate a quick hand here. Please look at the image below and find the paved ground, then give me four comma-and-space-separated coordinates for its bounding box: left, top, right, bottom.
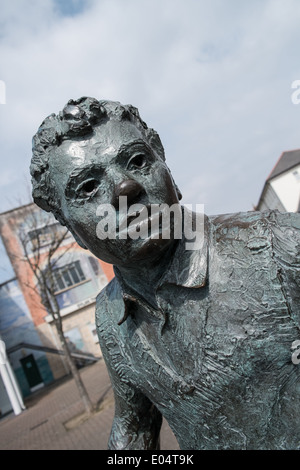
0, 359, 179, 450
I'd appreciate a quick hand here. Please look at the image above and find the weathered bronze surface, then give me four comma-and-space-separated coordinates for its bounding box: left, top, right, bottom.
30, 97, 300, 449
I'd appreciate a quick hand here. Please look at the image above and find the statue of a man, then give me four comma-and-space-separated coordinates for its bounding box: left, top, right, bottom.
30, 97, 300, 450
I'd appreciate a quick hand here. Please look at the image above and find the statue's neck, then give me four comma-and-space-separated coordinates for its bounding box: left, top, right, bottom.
116, 242, 177, 304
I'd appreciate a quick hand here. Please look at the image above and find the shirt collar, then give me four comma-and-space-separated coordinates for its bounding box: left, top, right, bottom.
159, 209, 208, 289
113, 209, 209, 324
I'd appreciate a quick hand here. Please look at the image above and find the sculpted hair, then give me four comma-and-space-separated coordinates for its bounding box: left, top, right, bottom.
30, 96, 165, 225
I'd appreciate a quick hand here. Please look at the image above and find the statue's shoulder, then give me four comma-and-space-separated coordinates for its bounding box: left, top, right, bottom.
209, 209, 300, 235
265, 210, 300, 266
266, 209, 300, 231
95, 277, 123, 329
209, 209, 300, 267
208, 210, 272, 241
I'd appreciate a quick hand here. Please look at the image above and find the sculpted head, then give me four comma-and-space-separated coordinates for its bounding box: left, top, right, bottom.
30, 97, 182, 266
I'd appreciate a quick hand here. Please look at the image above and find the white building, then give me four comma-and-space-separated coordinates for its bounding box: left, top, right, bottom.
256, 149, 300, 213
0, 336, 25, 416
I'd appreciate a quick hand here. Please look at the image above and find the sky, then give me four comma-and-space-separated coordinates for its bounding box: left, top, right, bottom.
1, 0, 300, 280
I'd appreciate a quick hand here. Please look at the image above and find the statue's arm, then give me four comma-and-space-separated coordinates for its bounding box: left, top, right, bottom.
96, 284, 162, 449
108, 384, 162, 450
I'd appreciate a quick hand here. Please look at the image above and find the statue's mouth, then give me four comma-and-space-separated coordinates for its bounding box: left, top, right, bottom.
96, 200, 181, 242
117, 204, 162, 239
116, 203, 177, 241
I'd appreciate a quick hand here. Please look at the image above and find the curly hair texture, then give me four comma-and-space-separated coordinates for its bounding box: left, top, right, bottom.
30, 97, 165, 226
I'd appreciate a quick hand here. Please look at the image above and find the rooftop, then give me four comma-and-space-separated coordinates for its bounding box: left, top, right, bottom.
267, 149, 300, 181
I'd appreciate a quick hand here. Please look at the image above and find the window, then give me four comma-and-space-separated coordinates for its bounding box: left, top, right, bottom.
88, 322, 99, 344
53, 261, 85, 293
65, 327, 85, 352
293, 170, 300, 182
28, 223, 65, 251
88, 256, 100, 276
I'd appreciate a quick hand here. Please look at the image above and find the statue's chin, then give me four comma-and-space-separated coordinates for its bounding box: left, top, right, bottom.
92, 235, 176, 267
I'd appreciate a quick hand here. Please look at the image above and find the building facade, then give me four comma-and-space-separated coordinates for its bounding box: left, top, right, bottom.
0, 203, 114, 410
256, 149, 300, 212
0, 279, 41, 416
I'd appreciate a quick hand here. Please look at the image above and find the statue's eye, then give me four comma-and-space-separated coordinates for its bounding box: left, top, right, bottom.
128, 154, 147, 169
76, 179, 99, 197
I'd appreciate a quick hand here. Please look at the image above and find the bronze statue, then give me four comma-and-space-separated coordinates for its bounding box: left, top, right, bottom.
30, 97, 300, 450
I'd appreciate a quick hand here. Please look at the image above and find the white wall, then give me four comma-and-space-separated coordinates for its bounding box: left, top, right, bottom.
270, 164, 300, 212
0, 374, 12, 416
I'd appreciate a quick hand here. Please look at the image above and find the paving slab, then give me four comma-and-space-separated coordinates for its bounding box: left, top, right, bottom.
0, 360, 179, 450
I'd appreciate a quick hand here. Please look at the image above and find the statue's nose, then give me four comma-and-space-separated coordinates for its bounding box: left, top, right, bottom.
111, 179, 144, 208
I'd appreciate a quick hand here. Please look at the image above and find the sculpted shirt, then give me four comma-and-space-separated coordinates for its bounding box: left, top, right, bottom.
95, 210, 300, 450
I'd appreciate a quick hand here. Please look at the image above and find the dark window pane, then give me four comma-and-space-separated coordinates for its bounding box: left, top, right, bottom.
62, 269, 72, 287
75, 260, 85, 281
51, 260, 85, 292
69, 265, 80, 284
54, 271, 65, 290
89, 256, 100, 276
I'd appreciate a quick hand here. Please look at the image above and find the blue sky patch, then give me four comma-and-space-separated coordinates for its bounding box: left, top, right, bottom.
53, 0, 89, 17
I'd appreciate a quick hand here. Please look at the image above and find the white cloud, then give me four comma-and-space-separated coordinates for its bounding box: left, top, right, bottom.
1, 0, 300, 223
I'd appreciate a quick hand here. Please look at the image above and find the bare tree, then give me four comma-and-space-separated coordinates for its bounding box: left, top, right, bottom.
19, 207, 94, 415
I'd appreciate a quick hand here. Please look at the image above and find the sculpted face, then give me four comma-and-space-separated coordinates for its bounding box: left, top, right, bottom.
49, 119, 181, 266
